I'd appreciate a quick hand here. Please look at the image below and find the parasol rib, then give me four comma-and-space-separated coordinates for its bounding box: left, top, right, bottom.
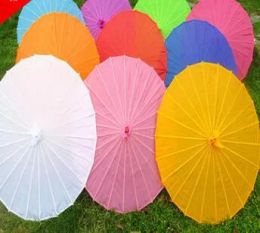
157, 142, 205, 161
43, 143, 73, 205
157, 112, 205, 138
218, 151, 244, 206
199, 149, 211, 222
215, 153, 231, 218
223, 146, 259, 169
106, 140, 124, 209
25, 147, 37, 219
0, 144, 31, 190
9, 147, 33, 210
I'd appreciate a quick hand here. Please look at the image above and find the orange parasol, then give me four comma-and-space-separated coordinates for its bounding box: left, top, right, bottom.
16, 13, 99, 79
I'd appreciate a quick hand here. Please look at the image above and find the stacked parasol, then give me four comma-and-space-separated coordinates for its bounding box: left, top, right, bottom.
0, 0, 259, 225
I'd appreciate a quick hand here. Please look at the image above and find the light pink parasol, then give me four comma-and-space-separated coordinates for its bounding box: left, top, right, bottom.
85, 56, 165, 213
188, 0, 254, 80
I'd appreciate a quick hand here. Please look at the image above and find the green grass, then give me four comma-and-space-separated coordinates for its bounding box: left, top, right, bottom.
0, 0, 260, 232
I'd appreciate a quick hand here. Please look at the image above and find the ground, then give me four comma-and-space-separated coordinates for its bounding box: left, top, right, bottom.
0, 0, 259, 232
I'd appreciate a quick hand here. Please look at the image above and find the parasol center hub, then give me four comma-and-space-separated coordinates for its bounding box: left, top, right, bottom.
209, 137, 217, 145
208, 137, 223, 148
30, 125, 42, 146
123, 126, 131, 139
98, 19, 105, 29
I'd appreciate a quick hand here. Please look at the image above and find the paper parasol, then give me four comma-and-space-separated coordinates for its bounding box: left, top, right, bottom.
165, 20, 237, 86
188, 0, 254, 80
0, 55, 97, 221
85, 56, 165, 213
135, 0, 190, 38
96, 11, 167, 80
16, 13, 99, 79
156, 62, 260, 223
81, 0, 131, 39
17, 0, 84, 44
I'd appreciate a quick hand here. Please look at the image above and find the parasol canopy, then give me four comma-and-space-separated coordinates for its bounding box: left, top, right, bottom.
85, 56, 165, 213
17, 0, 84, 44
156, 62, 260, 224
188, 0, 254, 80
134, 0, 191, 38
165, 20, 237, 87
96, 10, 167, 80
81, 0, 131, 39
0, 55, 97, 221
0, 0, 30, 25
16, 13, 99, 79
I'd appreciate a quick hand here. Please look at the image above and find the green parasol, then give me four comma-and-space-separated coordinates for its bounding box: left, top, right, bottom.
135, 0, 191, 38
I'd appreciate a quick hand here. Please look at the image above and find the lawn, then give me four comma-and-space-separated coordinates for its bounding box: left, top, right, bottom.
0, 0, 259, 232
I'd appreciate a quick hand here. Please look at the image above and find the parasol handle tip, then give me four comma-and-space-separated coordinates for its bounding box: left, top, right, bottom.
98, 19, 105, 29
208, 137, 223, 149
122, 126, 131, 140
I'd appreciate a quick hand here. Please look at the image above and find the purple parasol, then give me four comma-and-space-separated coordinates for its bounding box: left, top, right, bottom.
81, 0, 131, 39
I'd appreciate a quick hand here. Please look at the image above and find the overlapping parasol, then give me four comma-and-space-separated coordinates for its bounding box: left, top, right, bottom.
96, 11, 167, 80
17, 0, 84, 44
0, 55, 97, 220
16, 13, 99, 79
81, 0, 131, 39
85, 56, 165, 213
135, 0, 191, 38
188, 0, 254, 80
165, 20, 237, 86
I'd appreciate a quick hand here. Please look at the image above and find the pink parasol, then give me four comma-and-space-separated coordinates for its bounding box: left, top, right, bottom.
85, 56, 165, 213
188, 0, 254, 80
81, 0, 131, 39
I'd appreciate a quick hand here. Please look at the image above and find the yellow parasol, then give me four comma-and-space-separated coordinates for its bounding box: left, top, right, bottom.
155, 62, 260, 224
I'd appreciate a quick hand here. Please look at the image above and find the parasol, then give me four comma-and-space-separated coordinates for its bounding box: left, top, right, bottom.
165, 20, 237, 87
85, 56, 165, 213
81, 0, 131, 39
134, 0, 190, 38
0, 55, 97, 221
0, 0, 30, 25
96, 10, 167, 80
156, 62, 260, 223
188, 0, 254, 80
17, 0, 84, 44
16, 13, 99, 79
